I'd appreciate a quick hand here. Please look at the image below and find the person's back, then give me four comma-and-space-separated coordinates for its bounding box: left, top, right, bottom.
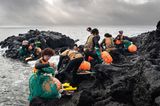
93, 34, 100, 49
57, 48, 84, 86
84, 34, 94, 51
61, 49, 83, 61
84, 28, 102, 64
101, 33, 114, 49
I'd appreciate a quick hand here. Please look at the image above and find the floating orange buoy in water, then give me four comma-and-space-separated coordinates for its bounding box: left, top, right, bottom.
101, 51, 113, 64
79, 61, 91, 71
88, 56, 93, 62
115, 40, 121, 45
52, 77, 62, 90
128, 44, 137, 53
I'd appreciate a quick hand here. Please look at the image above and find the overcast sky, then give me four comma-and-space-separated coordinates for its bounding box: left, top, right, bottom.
0, 0, 159, 26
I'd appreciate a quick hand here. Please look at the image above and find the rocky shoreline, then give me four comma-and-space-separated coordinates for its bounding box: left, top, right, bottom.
1, 28, 160, 106
33, 30, 160, 106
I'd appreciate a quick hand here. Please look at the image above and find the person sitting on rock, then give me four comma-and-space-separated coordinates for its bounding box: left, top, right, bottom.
29, 48, 62, 102
24, 46, 42, 62
84, 28, 103, 64
57, 48, 83, 87
100, 33, 115, 52
114, 30, 131, 46
18, 40, 32, 61
114, 30, 132, 54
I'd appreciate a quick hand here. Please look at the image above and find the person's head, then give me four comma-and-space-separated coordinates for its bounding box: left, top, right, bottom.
41, 48, 55, 61
87, 27, 92, 32
73, 44, 78, 51
104, 33, 112, 37
35, 47, 42, 56
78, 45, 84, 53
91, 28, 99, 35
22, 40, 29, 46
119, 30, 123, 35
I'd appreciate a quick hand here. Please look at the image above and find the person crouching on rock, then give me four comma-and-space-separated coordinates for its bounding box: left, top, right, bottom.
100, 33, 115, 52
24, 46, 42, 62
18, 40, 33, 61
114, 30, 132, 54
32, 48, 56, 73
114, 30, 131, 46
29, 48, 62, 103
84, 28, 103, 64
57, 47, 83, 87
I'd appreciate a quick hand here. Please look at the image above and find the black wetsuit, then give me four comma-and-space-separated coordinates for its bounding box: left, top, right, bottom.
57, 53, 83, 86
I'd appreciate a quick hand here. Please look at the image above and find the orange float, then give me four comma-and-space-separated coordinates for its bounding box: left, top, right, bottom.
79, 61, 91, 71
101, 51, 113, 64
128, 44, 137, 53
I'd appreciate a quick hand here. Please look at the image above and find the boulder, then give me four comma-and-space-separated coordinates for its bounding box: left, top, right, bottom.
0, 29, 75, 59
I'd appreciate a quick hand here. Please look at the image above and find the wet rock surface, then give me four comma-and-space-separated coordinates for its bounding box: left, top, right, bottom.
35, 29, 160, 106
0, 29, 75, 59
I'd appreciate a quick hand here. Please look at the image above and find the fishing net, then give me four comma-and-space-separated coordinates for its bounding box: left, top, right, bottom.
28, 67, 61, 101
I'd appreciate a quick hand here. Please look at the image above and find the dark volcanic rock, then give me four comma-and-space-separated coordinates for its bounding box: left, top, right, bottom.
0, 29, 75, 59
2, 26, 160, 106
29, 26, 160, 106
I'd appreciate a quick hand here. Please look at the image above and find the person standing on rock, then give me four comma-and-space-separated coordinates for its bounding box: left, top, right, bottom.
84, 28, 103, 64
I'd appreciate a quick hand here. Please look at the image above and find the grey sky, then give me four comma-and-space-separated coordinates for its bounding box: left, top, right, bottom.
0, 0, 159, 26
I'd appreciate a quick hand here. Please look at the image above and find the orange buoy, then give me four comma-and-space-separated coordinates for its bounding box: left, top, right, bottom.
101, 51, 113, 64
88, 56, 93, 62
115, 40, 121, 45
128, 44, 137, 53
79, 61, 91, 71
52, 77, 62, 90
